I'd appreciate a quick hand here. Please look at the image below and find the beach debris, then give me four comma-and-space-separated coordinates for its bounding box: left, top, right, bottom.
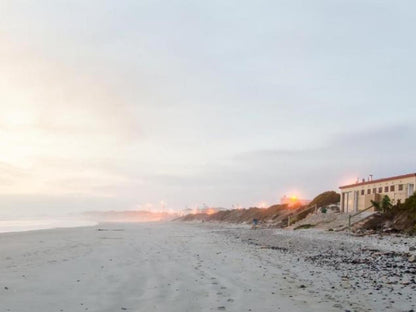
232, 224, 416, 310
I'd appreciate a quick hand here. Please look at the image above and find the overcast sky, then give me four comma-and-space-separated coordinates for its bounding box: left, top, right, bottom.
1, 0, 415, 216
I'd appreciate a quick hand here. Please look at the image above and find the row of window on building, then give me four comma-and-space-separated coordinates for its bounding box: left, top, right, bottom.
360, 184, 404, 196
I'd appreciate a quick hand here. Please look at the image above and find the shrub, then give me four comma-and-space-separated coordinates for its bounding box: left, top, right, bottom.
309, 191, 340, 208
371, 195, 393, 214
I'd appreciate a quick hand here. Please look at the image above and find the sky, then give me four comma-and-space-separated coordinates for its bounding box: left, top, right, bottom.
0, 0, 415, 217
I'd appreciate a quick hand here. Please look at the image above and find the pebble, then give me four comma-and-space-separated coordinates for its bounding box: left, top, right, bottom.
234, 226, 416, 309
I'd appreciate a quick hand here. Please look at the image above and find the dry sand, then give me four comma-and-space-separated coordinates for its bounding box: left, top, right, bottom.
1, 222, 415, 311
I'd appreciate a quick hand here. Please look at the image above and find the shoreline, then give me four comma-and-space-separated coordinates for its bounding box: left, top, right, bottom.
0, 219, 98, 235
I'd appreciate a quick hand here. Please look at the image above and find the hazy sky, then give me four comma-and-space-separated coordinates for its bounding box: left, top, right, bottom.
1, 0, 415, 216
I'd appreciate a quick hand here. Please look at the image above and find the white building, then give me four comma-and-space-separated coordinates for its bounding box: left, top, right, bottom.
339, 173, 416, 213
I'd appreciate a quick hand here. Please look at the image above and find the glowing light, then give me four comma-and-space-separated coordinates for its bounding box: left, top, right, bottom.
281, 193, 303, 208
339, 173, 361, 187
160, 200, 167, 211
257, 201, 268, 208
143, 203, 153, 211
206, 208, 217, 215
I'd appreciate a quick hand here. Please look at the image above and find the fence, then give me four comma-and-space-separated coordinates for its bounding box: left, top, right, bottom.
348, 204, 374, 231
287, 204, 318, 226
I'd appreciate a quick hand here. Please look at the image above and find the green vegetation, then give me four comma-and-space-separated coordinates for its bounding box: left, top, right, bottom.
397, 192, 416, 212
308, 191, 340, 208
363, 192, 416, 235
371, 195, 393, 213
393, 192, 416, 234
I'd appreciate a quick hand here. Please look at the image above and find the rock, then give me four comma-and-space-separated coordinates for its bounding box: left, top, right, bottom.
408, 255, 416, 263
409, 246, 416, 252
4, 286, 8, 290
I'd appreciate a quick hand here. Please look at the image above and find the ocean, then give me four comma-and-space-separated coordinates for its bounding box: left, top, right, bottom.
0, 218, 97, 233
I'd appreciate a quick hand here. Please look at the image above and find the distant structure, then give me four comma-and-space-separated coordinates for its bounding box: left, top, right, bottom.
339, 173, 416, 213
181, 206, 225, 215
280, 195, 311, 207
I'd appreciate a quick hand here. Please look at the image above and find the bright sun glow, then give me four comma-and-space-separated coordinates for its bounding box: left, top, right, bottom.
257, 201, 268, 208
206, 208, 217, 215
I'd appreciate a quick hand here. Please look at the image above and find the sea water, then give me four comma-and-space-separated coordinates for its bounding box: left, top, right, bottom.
0, 218, 97, 233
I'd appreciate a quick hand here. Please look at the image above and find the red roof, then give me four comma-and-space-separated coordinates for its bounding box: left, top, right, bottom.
339, 173, 416, 189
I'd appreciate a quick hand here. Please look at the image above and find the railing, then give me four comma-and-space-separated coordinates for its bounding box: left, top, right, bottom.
287, 204, 317, 226
348, 204, 374, 231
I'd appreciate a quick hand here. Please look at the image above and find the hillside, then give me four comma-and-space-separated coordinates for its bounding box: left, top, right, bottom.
308, 191, 340, 208
177, 203, 309, 227
177, 190, 341, 228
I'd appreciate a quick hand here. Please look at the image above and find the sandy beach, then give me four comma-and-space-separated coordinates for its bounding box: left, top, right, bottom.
1, 223, 415, 312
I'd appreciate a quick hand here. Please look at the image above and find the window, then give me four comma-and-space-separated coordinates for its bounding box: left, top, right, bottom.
373, 188, 376, 194
378, 187, 382, 193
398, 184, 403, 191
361, 190, 365, 195
367, 189, 371, 194
384, 186, 389, 192
390, 185, 395, 192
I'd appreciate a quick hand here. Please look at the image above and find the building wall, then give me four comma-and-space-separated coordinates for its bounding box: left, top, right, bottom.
340, 176, 416, 213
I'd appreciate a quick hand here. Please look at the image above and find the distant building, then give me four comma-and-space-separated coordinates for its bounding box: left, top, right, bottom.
181, 206, 224, 215
339, 173, 416, 213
